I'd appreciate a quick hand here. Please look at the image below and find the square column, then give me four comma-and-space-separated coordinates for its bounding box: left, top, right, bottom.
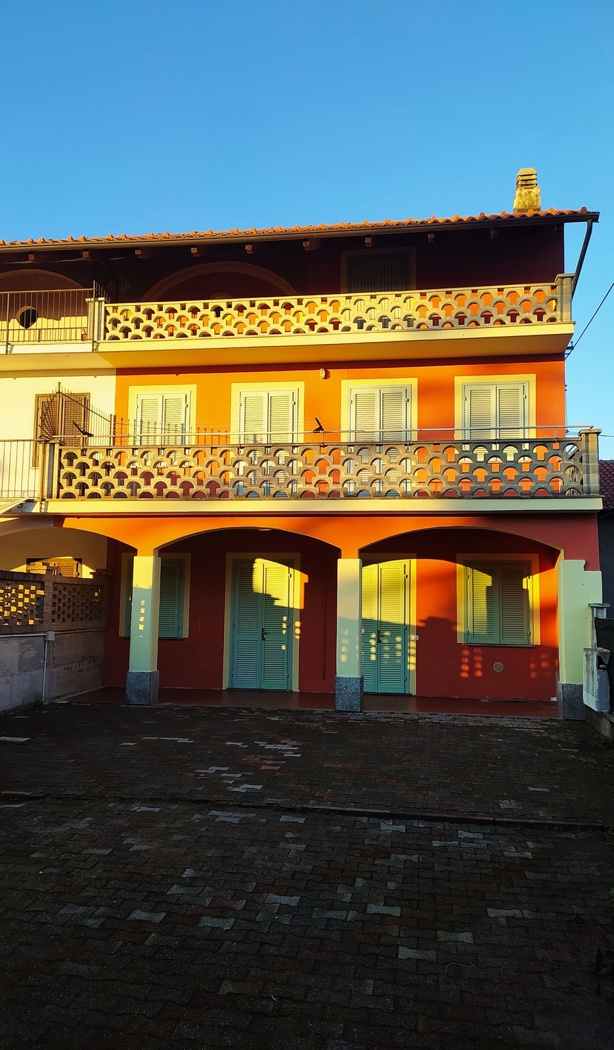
557, 558, 602, 719
126, 554, 161, 706
335, 558, 363, 711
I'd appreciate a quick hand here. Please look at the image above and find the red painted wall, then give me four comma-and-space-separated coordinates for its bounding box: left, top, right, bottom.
104, 521, 567, 701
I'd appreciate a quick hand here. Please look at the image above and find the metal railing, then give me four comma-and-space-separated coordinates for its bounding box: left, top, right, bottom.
0, 440, 39, 501
0, 288, 97, 349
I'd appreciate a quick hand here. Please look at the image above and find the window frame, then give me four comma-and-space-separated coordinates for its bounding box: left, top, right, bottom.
454, 374, 536, 440
341, 378, 417, 442
127, 385, 196, 444
230, 382, 304, 443
340, 246, 416, 293
120, 553, 190, 639
456, 554, 540, 647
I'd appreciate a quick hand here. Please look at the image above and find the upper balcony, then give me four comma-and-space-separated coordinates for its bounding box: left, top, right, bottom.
0, 278, 574, 368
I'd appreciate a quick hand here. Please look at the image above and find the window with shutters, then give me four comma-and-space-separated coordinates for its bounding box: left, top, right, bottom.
134, 391, 191, 444
347, 383, 413, 441
33, 391, 90, 464
121, 554, 190, 639
459, 559, 535, 646
344, 251, 415, 292
459, 379, 531, 439
233, 384, 301, 443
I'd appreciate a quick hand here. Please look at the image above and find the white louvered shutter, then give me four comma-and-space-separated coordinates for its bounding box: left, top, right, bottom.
268, 392, 295, 442
352, 389, 379, 440
464, 382, 527, 439
162, 394, 189, 442
240, 390, 297, 443
137, 395, 163, 442
381, 387, 410, 441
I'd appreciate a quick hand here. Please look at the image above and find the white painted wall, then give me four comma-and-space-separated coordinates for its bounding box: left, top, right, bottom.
0, 372, 116, 441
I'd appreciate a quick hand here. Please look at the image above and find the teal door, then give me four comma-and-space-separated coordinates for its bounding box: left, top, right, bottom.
362, 560, 411, 694
229, 558, 293, 690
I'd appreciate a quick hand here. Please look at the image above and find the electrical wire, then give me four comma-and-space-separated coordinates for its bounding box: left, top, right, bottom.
566, 280, 614, 357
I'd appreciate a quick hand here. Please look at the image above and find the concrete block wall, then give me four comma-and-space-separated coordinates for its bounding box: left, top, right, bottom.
0, 630, 106, 712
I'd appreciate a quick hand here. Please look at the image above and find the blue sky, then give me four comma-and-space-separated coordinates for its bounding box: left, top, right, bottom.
1, 0, 612, 452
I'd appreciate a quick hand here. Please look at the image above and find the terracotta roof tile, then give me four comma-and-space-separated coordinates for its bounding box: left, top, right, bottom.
600, 461, 614, 511
0, 208, 597, 251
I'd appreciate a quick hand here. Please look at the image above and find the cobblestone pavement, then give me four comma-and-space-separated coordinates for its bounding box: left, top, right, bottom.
1, 704, 613, 1048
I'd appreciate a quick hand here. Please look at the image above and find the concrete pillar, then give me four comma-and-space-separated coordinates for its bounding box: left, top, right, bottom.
126, 554, 161, 706
557, 557, 602, 719
335, 558, 363, 711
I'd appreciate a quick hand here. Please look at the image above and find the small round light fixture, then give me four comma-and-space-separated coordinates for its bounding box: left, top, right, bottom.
493, 661, 504, 673
17, 305, 38, 329
319, 367, 329, 379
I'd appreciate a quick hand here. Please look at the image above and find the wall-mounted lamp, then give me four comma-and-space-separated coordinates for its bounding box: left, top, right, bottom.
319, 367, 329, 379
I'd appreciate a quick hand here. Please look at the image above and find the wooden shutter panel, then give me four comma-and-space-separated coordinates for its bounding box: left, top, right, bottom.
61, 393, 90, 446
466, 564, 497, 644
268, 391, 295, 442
352, 389, 379, 440
497, 384, 526, 438
241, 393, 266, 442
464, 386, 496, 438
377, 562, 408, 692
232, 559, 261, 686
499, 562, 530, 644
361, 564, 379, 693
161, 394, 188, 442
261, 560, 291, 688
381, 387, 409, 441
158, 558, 185, 639
137, 395, 163, 442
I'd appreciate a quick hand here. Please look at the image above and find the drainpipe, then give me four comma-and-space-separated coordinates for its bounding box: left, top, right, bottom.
41, 631, 55, 704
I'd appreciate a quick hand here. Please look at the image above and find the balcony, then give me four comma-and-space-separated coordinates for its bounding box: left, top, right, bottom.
0, 279, 574, 364
0, 288, 100, 352
0, 430, 582, 507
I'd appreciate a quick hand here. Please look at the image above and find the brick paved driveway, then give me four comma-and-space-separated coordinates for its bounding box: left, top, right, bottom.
1, 703, 613, 1048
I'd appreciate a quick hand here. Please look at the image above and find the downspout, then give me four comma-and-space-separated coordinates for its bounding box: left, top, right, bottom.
571, 219, 594, 298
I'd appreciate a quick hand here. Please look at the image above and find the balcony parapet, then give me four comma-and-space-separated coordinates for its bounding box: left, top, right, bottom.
103, 277, 572, 342
50, 432, 598, 501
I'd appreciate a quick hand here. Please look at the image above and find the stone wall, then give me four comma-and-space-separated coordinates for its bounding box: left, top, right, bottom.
0, 630, 106, 712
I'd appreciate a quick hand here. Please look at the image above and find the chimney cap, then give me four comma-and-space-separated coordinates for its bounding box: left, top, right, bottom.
514, 167, 541, 212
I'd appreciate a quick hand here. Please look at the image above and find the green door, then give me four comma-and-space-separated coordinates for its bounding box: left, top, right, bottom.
362, 560, 411, 694
230, 558, 293, 690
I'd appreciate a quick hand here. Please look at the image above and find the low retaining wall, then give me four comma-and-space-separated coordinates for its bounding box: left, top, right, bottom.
0, 630, 106, 711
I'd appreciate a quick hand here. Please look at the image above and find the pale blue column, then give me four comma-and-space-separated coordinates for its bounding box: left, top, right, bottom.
126, 554, 161, 706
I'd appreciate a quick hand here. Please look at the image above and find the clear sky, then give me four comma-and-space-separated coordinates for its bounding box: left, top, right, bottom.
1, 0, 612, 452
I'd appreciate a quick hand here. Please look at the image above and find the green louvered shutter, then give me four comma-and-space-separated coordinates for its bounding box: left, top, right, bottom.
499, 562, 531, 644
261, 560, 292, 689
377, 561, 409, 693
465, 561, 531, 645
362, 561, 410, 694
231, 559, 261, 687
230, 558, 293, 689
158, 558, 185, 639
362, 563, 379, 693
466, 563, 498, 644
123, 556, 186, 638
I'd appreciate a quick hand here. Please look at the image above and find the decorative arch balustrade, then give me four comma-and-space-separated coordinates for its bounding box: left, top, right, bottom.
50, 434, 597, 501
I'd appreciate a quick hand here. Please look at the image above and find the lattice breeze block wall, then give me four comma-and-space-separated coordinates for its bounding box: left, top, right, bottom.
0, 572, 45, 629
46, 578, 108, 630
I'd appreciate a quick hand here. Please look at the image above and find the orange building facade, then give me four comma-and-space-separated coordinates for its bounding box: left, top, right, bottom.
0, 172, 603, 714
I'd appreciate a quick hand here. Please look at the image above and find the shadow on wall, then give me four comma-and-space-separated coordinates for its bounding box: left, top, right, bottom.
417, 615, 557, 699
